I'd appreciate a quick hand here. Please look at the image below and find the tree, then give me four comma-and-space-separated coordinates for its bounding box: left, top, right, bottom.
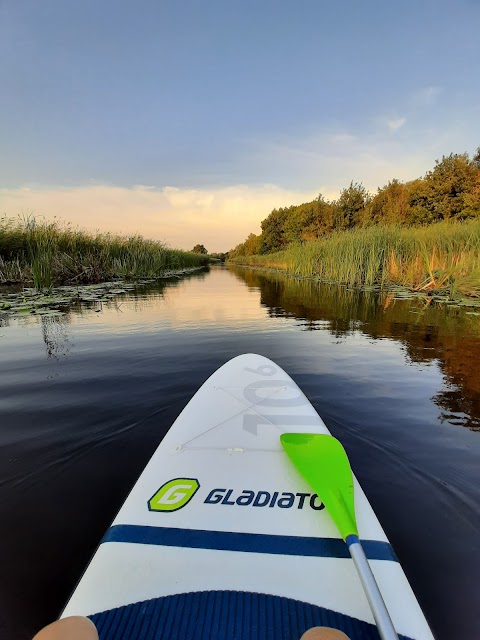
227, 147, 480, 256
192, 244, 208, 254
407, 178, 432, 224
229, 234, 261, 258
276, 196, 333, 242
260, 208, 289, 253
473, 147, 480, 169
209, 252, 228, 262
423, 153, 480, 220
369, 179, 411, 224
283, 204, 309, 244
334, 182, 371, 229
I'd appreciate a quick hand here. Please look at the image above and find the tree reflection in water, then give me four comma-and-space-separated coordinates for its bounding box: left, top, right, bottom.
230, 266, 480, 432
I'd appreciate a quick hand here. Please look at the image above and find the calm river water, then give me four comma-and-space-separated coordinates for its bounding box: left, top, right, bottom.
0, 265, 479, 640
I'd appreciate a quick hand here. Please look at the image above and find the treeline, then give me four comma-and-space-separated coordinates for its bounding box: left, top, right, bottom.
230, 150, 480, 257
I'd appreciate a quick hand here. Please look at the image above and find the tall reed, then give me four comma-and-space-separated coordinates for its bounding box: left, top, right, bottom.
229, 221, 480, 297
0, 216, 208, 289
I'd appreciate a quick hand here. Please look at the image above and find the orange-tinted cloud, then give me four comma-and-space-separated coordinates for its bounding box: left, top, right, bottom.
1, 183, 318, 253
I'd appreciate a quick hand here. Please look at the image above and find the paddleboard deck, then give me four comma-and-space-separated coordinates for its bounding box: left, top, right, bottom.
63, 354, 433, 639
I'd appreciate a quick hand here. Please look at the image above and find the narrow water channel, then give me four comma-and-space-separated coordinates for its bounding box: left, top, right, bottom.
0, 265, 478, 640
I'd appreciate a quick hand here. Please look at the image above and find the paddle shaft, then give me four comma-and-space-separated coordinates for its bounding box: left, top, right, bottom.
347, 538, 399, 640
279, 433, 399, 639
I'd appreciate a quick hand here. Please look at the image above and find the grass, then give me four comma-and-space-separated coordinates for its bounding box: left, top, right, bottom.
228, 221, 480, 298
0, 216, 208, 289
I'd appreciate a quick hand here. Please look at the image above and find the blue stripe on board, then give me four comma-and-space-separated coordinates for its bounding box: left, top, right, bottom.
102, 524, 398, 562
89, 591, 413, 640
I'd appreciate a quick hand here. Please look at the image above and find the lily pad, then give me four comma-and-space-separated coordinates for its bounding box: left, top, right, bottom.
36, 310, 66, 317
13, 306, 33, 313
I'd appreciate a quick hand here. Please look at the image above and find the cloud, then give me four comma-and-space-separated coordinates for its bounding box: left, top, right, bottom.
413, 86, 443, 107
2, 101, 472, 254
387, 117, 406, 131
0, 183, 317, 253
246, 123, 437, 194
329, 133, 357, 144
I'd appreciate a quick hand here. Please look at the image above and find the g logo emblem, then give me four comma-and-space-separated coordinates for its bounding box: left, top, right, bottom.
148, 478, 200, 512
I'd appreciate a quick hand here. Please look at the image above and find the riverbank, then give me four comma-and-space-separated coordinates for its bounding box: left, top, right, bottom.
228, 220, 480, 300
0, 217, 208, 289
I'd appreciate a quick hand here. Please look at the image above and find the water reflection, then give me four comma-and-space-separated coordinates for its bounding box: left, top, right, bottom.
230, 266, 480, 431
3, 266, 479, 431
41, 316, 72, 360
0, 265, 478, 640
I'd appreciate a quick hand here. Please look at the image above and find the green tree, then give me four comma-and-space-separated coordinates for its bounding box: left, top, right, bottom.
407, 178, 432, 223
315, 194, 336, 234
244, 233, 261, 255
473, 147, 480, 169
229, 233, 261, 257
283, 204, 309, 244
209, 252, 228, 262
260, 208, 289, 252
369, 179, 411, 224
281, 195, 335, 242
192, 244, 208, 254
227, 148, 480, 256
334, 182, 371, 229
423, 153, 480, 220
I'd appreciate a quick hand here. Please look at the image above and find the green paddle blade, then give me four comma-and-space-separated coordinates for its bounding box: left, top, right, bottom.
280, 433, 358, 541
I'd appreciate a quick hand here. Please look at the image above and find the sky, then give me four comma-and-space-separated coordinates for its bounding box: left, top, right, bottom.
1, 0, 479, 252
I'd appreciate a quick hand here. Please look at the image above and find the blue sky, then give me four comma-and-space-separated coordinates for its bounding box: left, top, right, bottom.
1, 0, 479, 250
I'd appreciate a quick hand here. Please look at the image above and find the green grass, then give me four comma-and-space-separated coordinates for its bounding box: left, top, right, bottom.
228, 220, 480, 298
0, 216, 208, 289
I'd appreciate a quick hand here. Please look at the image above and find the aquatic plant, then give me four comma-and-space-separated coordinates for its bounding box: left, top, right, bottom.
0, 216, 208, 289
229, 220, 480, 298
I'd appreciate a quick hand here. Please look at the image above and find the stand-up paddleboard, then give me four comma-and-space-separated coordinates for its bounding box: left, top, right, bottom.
63, 354, 433, 640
